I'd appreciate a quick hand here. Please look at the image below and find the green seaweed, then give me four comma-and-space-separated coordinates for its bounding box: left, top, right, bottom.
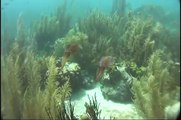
1, 43, 72, 119
111, 0, 126, 17
121, 15, 156, 66
33, 3, 71, 55
54, 26, 88, 58
1, 2, 180, 119
1, 51, 23, 119
132, 50, 179, 119
76, 10, 125, 73
84, 93, 101, 120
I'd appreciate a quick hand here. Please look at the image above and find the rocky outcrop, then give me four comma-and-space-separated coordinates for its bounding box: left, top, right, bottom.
100, 66, 133, 103
55, 60, 83, 92
81, 70, 96, 90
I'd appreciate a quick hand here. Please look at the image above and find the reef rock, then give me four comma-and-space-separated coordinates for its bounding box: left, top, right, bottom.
100, 66, 133, 103
81, 70, 96, 90
56, 60, 84, 92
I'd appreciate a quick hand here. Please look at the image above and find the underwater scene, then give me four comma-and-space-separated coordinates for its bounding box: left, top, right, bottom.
1, 0, 180, 119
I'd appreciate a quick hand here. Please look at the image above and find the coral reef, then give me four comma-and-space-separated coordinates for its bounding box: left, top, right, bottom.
133, 5, 180, 62
55, 61, 84, 92
121, 14, 156, 66
32, 3, 71, 55
1, 49, 23, 119
122, 60, 147, 78
132, 50, 180, 119
77, 10, 125, 73
1, 43, 72, 119
54, 26, 88, 58
100, 64, 133, 103
1, 1, 180, 120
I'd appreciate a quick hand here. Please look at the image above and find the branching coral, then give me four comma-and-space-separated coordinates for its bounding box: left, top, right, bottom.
54, 26, 88, 58
1, 43, 72, 119
1, 51, 23, 119
121, 15, 156, 66
33, 4, 71, 55
1, 18, 32, 117
157, 28, 180, 62
75, 10, 126, 72
33, 15, 60, 54
131, 50, 180, 119
22, 52, 46, 119
42, 56, 72, 119
78, 10, 123, 45
2, 2, 179, 120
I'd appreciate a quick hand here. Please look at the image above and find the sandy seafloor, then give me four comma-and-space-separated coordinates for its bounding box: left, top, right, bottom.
70, 84, 142, 119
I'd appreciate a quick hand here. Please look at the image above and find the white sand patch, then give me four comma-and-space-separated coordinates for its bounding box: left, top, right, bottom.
72, 84, 141, 119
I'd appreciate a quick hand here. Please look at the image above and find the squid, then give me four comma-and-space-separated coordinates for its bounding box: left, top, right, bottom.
61, 43, 81, 68
96, 56, 114, 81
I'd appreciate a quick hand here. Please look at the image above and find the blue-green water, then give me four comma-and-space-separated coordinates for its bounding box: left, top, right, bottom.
1, 0, 180, 37
1, 0, 180, 119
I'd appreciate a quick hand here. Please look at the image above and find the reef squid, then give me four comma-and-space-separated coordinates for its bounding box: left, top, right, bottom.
61, 43, 81, 69
96, 56, 114, 81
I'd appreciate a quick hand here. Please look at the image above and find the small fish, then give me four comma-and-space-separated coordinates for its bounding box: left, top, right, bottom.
61, 43, 81, 68
96, 56, 114, 81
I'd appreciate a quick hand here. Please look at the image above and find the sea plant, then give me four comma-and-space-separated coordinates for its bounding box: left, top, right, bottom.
22, 52, 46, 119
1, 41, 72, 119
54, 26, 88, 58
132, 50, 180, 119
32, 3, 71, 55
76, 10, 126, 73
46, 99, 77, 120
111, 0, 126, 17
84, 93, 101, 120
42, 56, 71, 119
1, 50, 23, 119
78, 10, 124, 45
1, 13, 30, 118
121, 14, 156, 66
